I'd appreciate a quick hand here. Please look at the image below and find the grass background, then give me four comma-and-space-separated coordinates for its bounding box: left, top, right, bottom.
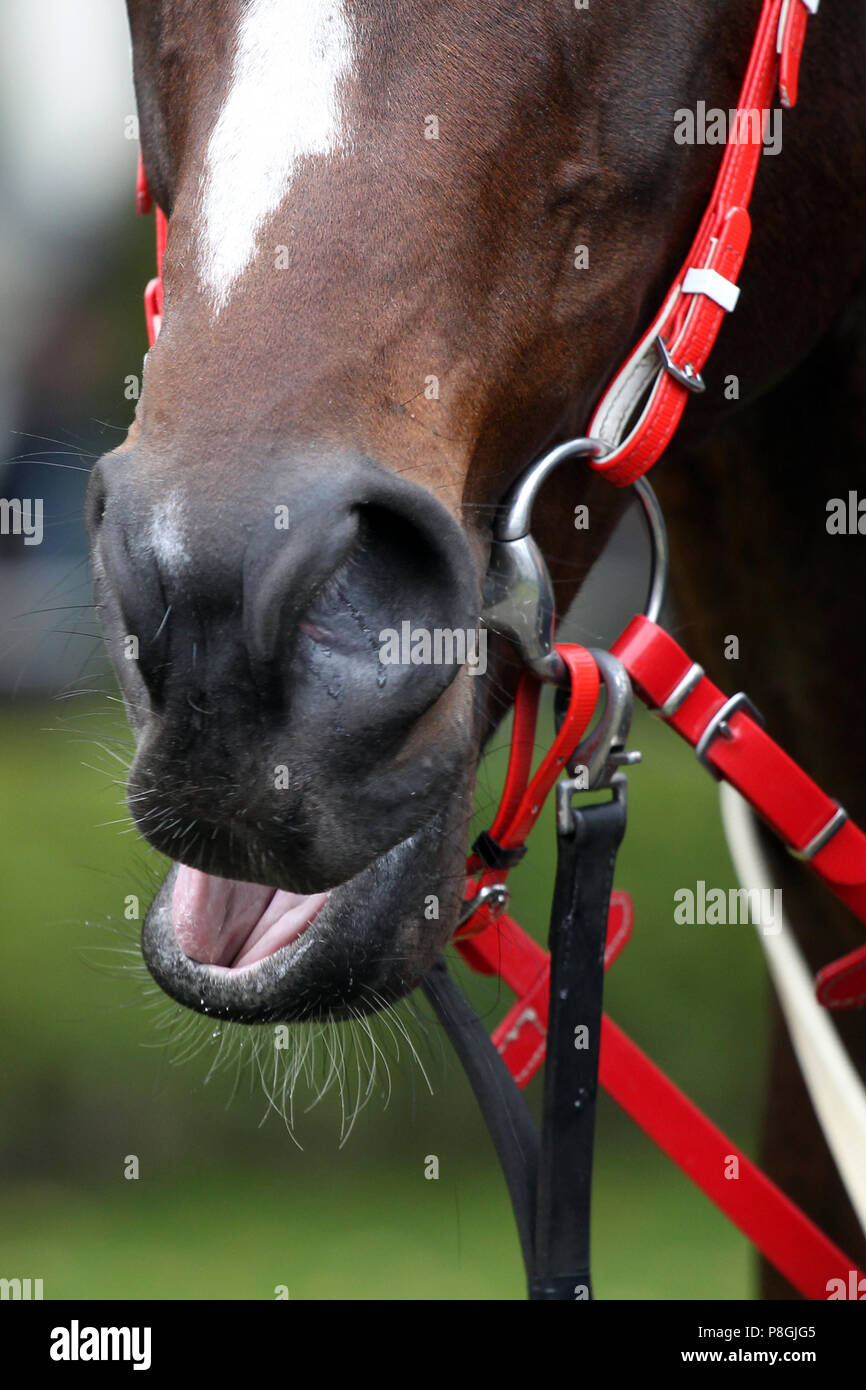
0, 693, 768, 1300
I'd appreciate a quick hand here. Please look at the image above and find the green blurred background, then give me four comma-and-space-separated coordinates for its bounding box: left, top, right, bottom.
0, 1, 767, 1300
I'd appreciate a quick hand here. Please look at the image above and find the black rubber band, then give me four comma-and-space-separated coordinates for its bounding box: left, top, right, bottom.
472, 830, 528, 871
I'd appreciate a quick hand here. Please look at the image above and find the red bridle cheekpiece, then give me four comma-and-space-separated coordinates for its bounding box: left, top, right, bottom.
587, 0, 820, 487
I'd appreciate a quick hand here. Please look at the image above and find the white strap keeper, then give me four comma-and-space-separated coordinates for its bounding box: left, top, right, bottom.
682, 267, 741, 313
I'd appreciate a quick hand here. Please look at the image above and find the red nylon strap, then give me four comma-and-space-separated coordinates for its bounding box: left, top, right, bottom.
779, 0, 816, 110
471, 645, 599, 864
612, 616, 866, 1009
587, 0, 818, 487
143, 207, 167, 348
457, 644, 599, 941
456, 899, 860, 1297
600, 1012, 859, 1301
137, 153, 167, 348
135, 150, 151, 215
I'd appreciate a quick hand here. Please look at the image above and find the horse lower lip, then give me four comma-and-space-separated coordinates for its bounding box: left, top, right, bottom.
172, 864, 331, 969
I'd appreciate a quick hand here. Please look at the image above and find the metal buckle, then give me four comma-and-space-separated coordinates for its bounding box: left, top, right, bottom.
563, 650, 640, 786
655, 335, 706, 394
457, 882, 510, 930
650, 662, 704, 719
557, 769, 629, 837
555, 650, 641, 834
695, 692, 765, 780
790, 805, 848, 862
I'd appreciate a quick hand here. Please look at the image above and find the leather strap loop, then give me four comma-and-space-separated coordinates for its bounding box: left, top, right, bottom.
458, 645, 599, 939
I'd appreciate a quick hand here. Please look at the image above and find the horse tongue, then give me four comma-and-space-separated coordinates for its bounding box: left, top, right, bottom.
172, 866, 276, 966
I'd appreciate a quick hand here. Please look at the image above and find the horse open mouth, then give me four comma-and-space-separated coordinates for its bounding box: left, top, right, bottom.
172, 866, 331, 972
140, 801, 468, 1025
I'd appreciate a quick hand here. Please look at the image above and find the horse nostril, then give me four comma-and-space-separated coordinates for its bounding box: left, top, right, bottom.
341, 503, 466, 659
86, 462, 177, 706
242, 465, 481, 688
275, 494, 482, 749
90, 450, 482, 746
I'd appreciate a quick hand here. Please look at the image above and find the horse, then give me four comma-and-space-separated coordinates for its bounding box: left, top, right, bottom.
88, 0, 866, 1297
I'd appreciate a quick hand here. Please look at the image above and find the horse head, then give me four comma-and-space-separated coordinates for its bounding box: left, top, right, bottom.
88, 0, 757, 1025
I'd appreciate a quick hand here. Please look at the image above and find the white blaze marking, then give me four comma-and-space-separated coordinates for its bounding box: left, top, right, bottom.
198, 0, 354, 313
147, 492, 190, 572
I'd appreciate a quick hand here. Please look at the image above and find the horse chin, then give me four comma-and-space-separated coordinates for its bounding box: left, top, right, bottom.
140, 806, 466, 1024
